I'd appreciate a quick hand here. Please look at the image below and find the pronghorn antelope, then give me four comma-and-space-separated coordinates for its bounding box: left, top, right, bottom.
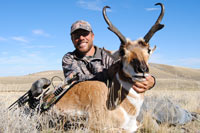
54, 3, 164, 132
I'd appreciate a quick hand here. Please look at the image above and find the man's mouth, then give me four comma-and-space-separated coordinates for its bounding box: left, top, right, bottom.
78, 42, 87, 48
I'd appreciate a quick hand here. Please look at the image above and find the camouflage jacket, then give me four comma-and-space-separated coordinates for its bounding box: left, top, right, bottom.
62, 46, 115, 83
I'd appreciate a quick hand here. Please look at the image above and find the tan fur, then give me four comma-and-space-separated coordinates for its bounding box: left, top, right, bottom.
55, 81, 127, 130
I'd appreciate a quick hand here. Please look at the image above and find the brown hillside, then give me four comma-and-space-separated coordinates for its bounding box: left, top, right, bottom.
0, 63, 199, 91
149, 63, 200, 90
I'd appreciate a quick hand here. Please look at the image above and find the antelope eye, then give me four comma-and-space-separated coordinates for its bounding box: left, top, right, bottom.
138, 41, 144, 46
148, 49, 151, 54
138, 40, 148, 47
120, 49, 125, 56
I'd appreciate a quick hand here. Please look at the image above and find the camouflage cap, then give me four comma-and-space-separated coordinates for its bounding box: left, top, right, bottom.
70, 20, 92, 34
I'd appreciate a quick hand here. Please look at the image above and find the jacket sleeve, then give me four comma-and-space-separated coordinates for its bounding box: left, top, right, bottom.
62, 54, 86, 82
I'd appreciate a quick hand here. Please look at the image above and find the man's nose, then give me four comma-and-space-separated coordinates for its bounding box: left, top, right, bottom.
79, 35, 85, 40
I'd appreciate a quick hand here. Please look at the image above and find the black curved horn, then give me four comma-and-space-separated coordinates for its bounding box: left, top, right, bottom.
144, 3, 165, 43
103, 6, 127, 45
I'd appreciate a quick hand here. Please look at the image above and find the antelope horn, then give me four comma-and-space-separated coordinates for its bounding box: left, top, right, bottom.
103, 6, 127, 45
144, 3, 165, 43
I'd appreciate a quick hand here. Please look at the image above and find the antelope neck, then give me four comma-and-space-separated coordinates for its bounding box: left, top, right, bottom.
118, 69, 134, 84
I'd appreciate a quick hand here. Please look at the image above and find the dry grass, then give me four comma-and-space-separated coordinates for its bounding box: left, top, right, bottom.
1, 90, 199, 133
0, 63, 200, 132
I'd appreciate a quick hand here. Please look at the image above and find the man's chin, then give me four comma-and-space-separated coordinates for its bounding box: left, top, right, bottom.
77, 48, 88, 54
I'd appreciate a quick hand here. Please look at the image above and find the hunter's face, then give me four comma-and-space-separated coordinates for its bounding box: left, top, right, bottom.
71, 29, 94, 55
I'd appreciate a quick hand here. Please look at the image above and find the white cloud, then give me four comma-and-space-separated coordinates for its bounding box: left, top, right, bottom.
37, 45, 55, 48
24, 44, 56, 49
11, 36, 29, 43
179, 58, 200, 68
0, 36, 7, 41
145, 8, 160, 11
149, 53, 200, 69
32, 29, 50, 37
0, 53, 60, 76
77, 0, 102, 11
0, 51, 8, 55
0, 54, 42, 64
149, 52, 169, 64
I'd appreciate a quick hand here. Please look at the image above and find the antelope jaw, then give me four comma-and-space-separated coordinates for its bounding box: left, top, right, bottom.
132, 73, 149, 82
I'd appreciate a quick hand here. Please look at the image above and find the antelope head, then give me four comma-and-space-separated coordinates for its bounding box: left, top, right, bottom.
103, 3, 164, 82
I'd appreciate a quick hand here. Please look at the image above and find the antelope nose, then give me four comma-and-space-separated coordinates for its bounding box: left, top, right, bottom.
139, 63, 149, 73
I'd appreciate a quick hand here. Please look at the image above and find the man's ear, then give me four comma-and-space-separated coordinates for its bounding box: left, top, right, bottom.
91, 32, 94, 40
71, 35, 76, 44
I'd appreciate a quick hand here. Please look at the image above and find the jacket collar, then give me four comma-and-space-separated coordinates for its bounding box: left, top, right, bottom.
73, 45, 102, 60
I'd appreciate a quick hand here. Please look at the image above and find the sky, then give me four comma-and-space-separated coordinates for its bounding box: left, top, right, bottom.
0, 0, 200, 77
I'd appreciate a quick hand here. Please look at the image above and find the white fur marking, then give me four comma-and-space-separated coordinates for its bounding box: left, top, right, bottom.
116, 73, 144, 132
119, 106, 138, 132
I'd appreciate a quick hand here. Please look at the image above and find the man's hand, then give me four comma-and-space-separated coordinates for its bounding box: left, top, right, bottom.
132, 75, 155, 93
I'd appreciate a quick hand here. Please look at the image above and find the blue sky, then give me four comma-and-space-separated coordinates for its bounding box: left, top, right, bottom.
0, 0, 200, 76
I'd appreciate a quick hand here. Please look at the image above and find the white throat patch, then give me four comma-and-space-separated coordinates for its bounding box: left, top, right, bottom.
116, 73, 144, 132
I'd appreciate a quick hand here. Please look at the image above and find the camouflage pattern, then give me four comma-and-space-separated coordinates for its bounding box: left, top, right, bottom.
70, 20, 92, 34
62, 46, 114, 83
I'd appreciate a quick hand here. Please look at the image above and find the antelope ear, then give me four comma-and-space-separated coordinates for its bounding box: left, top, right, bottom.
148, 45, 156, 55
151, 45, 156, 53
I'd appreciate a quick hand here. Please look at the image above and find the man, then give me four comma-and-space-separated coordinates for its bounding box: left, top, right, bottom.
62, 20, 197, 126
62, 20, 155, 92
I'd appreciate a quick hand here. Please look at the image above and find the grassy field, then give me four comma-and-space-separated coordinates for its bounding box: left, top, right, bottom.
1, 90, 199, 133
0, 63, 200, 132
